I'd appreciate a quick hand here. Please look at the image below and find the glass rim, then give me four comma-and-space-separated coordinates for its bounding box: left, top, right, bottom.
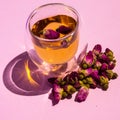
26, 3, 79, 42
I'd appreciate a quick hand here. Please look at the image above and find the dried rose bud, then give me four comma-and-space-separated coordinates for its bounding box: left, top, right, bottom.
64, 85, 76, 94
52, 84, 64, 102
75, 86, 89, 102
108, 60, 116, 70
99, 76, 109, 86
101, 83, 109, 91
62, 72, 79, 85
86, 77, 97, 89
92, 44, 102, 55
81, 63, 88, 69
48, 77, 66, 87
53, 92, 61, 103
78, 70, 85, 79
53, 84, 63, 93
69, 71, 79, 84
56, 25, 72, 34
54, 77, 63, 85
82, 79, 87, 84
98, 53, 109, 63
60, 80, 66, 86
112, 72, 118, 79
105, 48, 113, 57
74, 81, 81, 89
43, 29, 60, 39
97, 75, 109, 90
79, 68, 93, 77
70, 71, 79, 79
107, 56, 113, 61
48, 77, 57, 84
68, 78, 75, 85
93, 60, 102, 70
100, 63, 108, 71
61, 40, 68, 47
105, 70, 114, 79
105, 48, 114, 61
79, 81, 84, 87
63, 74, 70, 84
81, 51, 96, 68
85, 84, 90, 88
62, 91, 68, 99
90, 69, 100, 81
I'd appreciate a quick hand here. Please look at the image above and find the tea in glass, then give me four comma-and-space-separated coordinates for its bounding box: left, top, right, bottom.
31, 14, 79, 64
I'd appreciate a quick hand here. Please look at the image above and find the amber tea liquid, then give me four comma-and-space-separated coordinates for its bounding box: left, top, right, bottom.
31, 15, 79, 64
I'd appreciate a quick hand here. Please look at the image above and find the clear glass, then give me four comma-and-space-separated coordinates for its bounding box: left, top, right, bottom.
26, 3, 79, 75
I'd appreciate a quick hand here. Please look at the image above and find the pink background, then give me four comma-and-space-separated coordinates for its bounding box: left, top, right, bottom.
0, 0, 120, 120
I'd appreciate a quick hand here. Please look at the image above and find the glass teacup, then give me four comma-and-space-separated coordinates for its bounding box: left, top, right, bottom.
26, 3, 79, 75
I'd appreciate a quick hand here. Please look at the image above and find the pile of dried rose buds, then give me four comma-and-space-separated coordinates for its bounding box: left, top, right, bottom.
48, 44, 118, 105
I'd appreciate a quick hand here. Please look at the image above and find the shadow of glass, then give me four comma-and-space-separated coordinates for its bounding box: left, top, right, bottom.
3, 52, 52, 96
3, 44, 88, 96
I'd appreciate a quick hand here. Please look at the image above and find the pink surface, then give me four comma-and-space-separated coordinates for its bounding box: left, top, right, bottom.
0, 0, 120, 120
